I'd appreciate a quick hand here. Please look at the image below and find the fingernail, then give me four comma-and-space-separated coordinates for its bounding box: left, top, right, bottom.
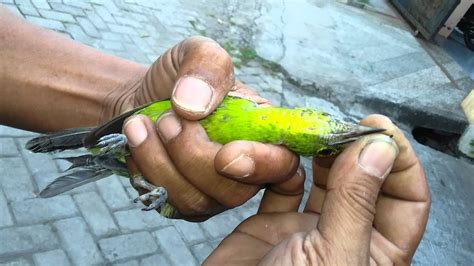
123, 116, 148, 147
172, 76, 213, 113
156, 112, 182, 142
220, 154, 255, 179
358, 135, 399, 179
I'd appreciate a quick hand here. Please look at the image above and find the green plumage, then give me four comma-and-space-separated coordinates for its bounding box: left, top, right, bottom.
136, 96, 350, 156
26, 95, 381, 212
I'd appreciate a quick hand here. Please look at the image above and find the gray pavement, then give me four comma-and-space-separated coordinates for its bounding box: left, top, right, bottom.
0, 0, 473, 265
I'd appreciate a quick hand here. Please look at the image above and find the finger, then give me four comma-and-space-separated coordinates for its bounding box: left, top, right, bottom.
138, 36, 234, 120
361, 115, 430, 255
229, 81, 271, 106
215, 141, 299, 184
312, 155, 337, 189
257, 165, 305, 214
360, 115, 430, 201
316, 134, 399, 258
155, 111, 260, 208
123, 115, 222, 217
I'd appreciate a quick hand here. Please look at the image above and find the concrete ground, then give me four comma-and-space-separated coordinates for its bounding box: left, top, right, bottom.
0, 0, 473, 265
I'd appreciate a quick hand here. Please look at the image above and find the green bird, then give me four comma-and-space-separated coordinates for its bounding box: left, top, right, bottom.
26, 96, 383, 217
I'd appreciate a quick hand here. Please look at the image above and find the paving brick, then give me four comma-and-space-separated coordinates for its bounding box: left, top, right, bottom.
114, 208, 171, 232
0, 157, 36, 201
114, 15, 142, 28
146, 53, 158, 62
0, 224, 58, 256
50, 3, 85, 16
64, 22, 95, 45
76, 17, 101, 37
17, 138, 59, 176
191, 242, 214, 263
33, 249, 71, 266
113, 260, 139, 266
122, 43, 150, 63
98, 39, 125, 51
131, 36, 154, 53
93, 0, 120, 13
96, 175, 131, 210
0, 189, 13, 227
94, 5, 115, 23
140, 254, 170, 266
30, 0, 49, 9
99, 231, 158, 262
38, 9, 76, 22
11, 195, 78, 224
17, 4, 39, 16
235, 202, 257, 220
13, 0, 31, 5
0, 126, 36, 137
84, 10, 108, 30
200, 212, 241, 239
73, 191, 119, 237
102, 31, 126, 41
2, 4, 22, 17
120, 176, 133, 187
0, 137, 18, 156
153, 227, 197, 265
173, 219, 207, 244
124, 11, 148, 23
61, 0, 91, 10
25, 15, 65, 31
54, 217, 104, 265
126, 187, 139, 199
0, 258, 32, 266
108, 23, 138, 35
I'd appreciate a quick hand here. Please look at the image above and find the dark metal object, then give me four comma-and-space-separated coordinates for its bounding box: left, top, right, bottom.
457, 5, 474, 51
390, 0, 461, 39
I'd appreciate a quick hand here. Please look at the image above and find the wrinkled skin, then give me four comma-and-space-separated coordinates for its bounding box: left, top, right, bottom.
206, 115, 431, 265
113, 37, 300, 221
0, 7, 299, 222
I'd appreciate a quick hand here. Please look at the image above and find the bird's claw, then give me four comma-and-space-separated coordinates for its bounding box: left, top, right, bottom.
133, 187, 168, 211
97, 134, 127, 154
132, 175, 168, 212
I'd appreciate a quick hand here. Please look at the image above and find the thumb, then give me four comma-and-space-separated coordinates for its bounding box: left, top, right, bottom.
170, 37, 233, 120
316, 134, 398, 258
138, 36, 234, 120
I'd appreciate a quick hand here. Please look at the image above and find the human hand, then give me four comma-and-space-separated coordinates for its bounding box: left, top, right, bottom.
103, 36, 299, 220
206, 115, 431, 265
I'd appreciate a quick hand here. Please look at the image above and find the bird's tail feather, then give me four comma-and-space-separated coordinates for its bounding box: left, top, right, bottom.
39, 168, 111, 198
39, 155, 127, 197
26, 128, 92, 153
55, 155, 95, 171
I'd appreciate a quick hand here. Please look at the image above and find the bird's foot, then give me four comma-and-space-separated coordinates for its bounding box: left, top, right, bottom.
132, 175, 168, 212
96, 134, 127, 155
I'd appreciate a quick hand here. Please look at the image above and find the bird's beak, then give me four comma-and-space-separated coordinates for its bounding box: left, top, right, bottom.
328, 125, 385, 146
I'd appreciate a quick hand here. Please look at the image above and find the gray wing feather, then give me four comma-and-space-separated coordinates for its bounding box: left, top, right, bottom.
39, 169, 111, 198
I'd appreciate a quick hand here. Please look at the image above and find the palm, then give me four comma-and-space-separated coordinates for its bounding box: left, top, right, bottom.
206, 115, 430, 265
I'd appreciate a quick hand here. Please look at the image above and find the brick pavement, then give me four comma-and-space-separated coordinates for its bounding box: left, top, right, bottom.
0, 0, 312, 265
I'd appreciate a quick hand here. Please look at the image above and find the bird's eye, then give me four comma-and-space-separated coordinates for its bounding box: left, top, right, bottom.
317, 148, 334, 156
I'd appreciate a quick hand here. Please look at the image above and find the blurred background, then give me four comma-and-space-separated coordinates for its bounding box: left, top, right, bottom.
0, 0, 472, 265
